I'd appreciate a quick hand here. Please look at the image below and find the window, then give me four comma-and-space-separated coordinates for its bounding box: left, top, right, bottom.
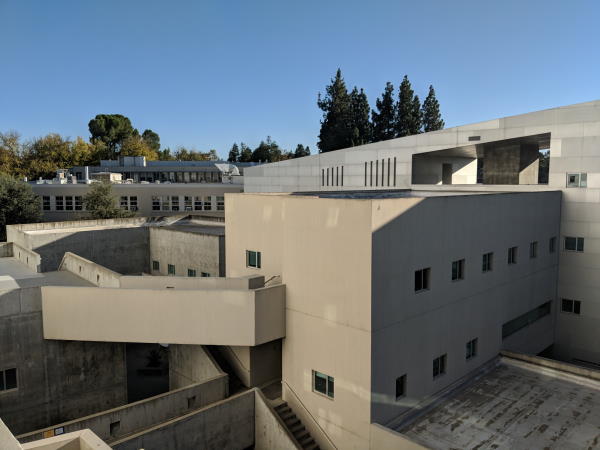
482, 252, 493, 273
171, 196, 180, 211
414, 268, 430, 292
564, 236, 584, 252
55, 196, 64, 211
167, 264, 176, 275
129, 196, 138, 211
312, 370, 334, 399
194, 196, 203, 211
561, 299, 581, 315
507, 246, 517, 264
246, 250, 261, 268
65, 196, 73, 211
42, 196, 50, 211
184, 196, 193, 211
161, 196, 170, 211
152, 260, 160, 271
567, 173, 587, 188
432, 354, 446, 378
188, 269, 196, 277
395, 374, 406, 399
201, 272, 210, 277
152, 196, 160, 211
0, 368, 17, 391
451, 259, 465, 281
466, 338, 478, 360
549, 236, 556, 253
120, 196, 128, 209
529, 241, 538, 259
217, 196, 225, 211
203, 196, 212, 211
502, 301, 551, 339
74, 196, 83, 211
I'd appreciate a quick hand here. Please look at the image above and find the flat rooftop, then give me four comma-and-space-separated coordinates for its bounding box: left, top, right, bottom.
0, 257, 93, 290
398, 356, 600, 449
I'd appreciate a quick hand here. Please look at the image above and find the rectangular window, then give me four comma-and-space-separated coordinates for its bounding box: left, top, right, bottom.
387, 158, 391, 186
203, 196, 212, 211
184, 196, 193, 211
161, 196, 170, 211
466, 338, 478, 360
375, 160, 379, 186
482, 252, 493, 272
549, 236, 556, 253
566, 173, 587, 188
312, 370, 334, 399
246, 250, 261, 268
120, 196, 128, 210
508, 246, 517, 264
152, 260, 160, 271
217, 196, 225, 211
414, 267, 430, 292
336, 166, 339, 186
564, 236, 584, 252
187, 269, 196, 277
370, 161, 373, 186
341, 166, 344, 186
0, 368, 17, 391
167, 264, 176, 276
129, 196, 137, 211
529, 241, 538, 259
393, 157, 397, 186
42, 196, 50, 211
561, 298, 581, 315
432, 354, 446, 378
322, 168, 325, 186
74, 196, 83, 211
55, 196, 64, 211
502, 301, 551, 339
152, 196, 160, 211
65, 196, 73, 211
364, 162, 367, 186
451, 259, 465, 281
201, 272, 210, 277
395, 374, 406, 399
194, 196, 203, 211
171, 196, 180, 211
326, 167, 329, 186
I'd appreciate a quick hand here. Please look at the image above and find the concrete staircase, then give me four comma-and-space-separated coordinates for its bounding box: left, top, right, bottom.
274, 402, 321, 450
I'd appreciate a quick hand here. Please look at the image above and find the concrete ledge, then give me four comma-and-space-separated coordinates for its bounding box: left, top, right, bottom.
11, 243, 41, 272
500, 350, 600, 381
59, 252, 121, 287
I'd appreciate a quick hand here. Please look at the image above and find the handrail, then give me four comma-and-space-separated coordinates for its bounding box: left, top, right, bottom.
281, 380, 337, 449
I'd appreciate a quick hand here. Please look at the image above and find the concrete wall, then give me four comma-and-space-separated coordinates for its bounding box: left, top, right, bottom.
149, 227, 224, 277
41, 284, 285, 346
7, 220, 149, 274
18, 374, 228, 444
21, 429, 112, 450
168, 345, 223, 390
411, 155, 477, 185
0, 419, 22, 450
254, 389, 300, 450
11, 244, 42, 273
111, 390, 255, 450
0, 286, 127, 435
58, 252, 121, 287
369, 192, 561, 425
226, 194, 374, 449
120, 274, 264, 290
30, 183, 241, 222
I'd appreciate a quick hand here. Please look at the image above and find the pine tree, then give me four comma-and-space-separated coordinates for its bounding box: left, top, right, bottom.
411, 95, 423, 135
294, 144, 310, 158
239, 143, 252, 162
349, 87, 372, 146
396, 75, 418, 137
372, 82, 396, 142
317, 69, 353, 152
422, 85, 445, 132
228, 143, 240, 162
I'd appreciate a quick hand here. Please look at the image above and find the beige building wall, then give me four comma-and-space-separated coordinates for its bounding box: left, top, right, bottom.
227, 193, 374, 449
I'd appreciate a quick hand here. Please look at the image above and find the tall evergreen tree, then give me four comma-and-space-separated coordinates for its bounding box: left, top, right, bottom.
372, 82, 396, 142
317, 69, 353, 152
228, 143, 240, 162
349, 87, 372, 146
422, 85, 445, 132
396, 75, 418, 137
239, 143, 252, 162
294, 144, 310, 158
411, 95, 423, 135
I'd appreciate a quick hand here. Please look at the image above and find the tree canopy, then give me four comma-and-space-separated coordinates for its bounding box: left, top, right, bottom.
88, 114, 138, 158
228, 143, 240, 162
396, 75, 422, 137
0, 173, 41, 240
372, 82, 396, 142
317, 69, 353, 152
422, 85, 445, 132
83, 181, 135, 219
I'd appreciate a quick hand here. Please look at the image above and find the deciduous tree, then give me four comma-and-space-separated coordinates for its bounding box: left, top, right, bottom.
141, 129, 160, 152
0, 174, 41, 240
83, 181, 135, 219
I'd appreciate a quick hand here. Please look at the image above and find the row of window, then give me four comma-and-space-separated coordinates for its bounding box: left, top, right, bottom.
120, 196, 138, 211
42, 196, 83, 211
0, 368, 17, 392
151, 196, 224, 212
321, 166, 344, 187
414, 237, 557, 292
364, 158, 397, 187
74, 171, 223, 184
152, 260, 210, 277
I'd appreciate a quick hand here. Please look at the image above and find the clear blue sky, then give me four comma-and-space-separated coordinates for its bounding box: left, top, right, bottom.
1, 0, 598, 159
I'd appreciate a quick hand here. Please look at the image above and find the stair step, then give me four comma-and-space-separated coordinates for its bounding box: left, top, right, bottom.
300, 435, 315, 447
277, 407, 292, 416
274, 402, 289, 411
281, 411, 297, 421
286, 418, 301, 429
305, 445, 320, 450
294, 430, 310, 441
289, 423, 305, 434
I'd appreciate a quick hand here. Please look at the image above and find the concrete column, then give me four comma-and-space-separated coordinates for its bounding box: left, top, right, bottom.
483, 142, 539, 185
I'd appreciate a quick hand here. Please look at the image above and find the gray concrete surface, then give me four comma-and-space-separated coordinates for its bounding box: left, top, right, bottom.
399, 357, 600, 449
